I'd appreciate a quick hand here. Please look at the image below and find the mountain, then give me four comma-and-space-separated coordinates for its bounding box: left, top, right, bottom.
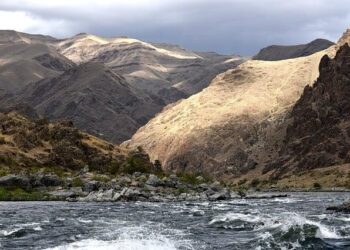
253, 38, 334, 61
0, 30, 243, 143
0, 31, 74, 93
55, 33, 244, 103
3, 62, 163, 143
265, 43, 350, 178
124, 34, 348, 179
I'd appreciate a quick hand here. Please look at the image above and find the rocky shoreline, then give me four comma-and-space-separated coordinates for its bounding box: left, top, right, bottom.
0, 173, 294, 202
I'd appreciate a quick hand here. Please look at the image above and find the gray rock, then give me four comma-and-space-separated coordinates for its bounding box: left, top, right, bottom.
169, 174, 178, 182
199, 183, 209, 191
123, 188, 142, 201
146, 174, 162, 186
196, 176, 204, 182
48, 190, 76, 199
112, 192, 122, 201
79, 191, 98, 202
210, 181, 222, 192
102, 189, 114, 200
208, 189, 230, 201
118, 176, 132, 186
83, 181, 100, 193
120, 187, 128, 196
186, 194, 200, 201
70, 187, 83, 193
144, 184, 157, 191
130, 180, 140, 187
38, 174, 62, 187
133, 172, 142, 178
0, 175, 30, 189
178, 193, 187, 200
200, 192, 208, 200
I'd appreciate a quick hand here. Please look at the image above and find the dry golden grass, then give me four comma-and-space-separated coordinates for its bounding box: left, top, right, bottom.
125, 46, 337, 174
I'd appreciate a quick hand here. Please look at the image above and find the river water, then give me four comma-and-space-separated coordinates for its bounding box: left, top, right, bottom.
0, 192, 349, 249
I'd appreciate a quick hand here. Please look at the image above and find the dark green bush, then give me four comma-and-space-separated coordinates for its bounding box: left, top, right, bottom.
0, 187, 45, 201
0, 155, 17, 167
251, 178, 260, 187
72, 177, 84, 187
108, 160, 120, 175
0, 137, 6, 145
313, 182, 322, 190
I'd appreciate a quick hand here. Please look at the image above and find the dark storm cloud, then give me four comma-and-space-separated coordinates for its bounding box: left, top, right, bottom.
0, 0, 349, 55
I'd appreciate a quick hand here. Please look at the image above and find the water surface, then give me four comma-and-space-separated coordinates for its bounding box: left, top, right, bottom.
0, 192, 349, 249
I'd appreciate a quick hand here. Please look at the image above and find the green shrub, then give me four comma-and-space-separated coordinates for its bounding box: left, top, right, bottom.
237, 188, 247, 198
72, 177, 84, 187
0, 137, 6, 145
154, 160, 162, 174
0, 155, 17, 167
0, 167, 9, 177
92, 175, 110, 183
108, 160, 120, 175
121, 155, 151, 174
179, 172, 198, 185
313, 182, 322, 190
238, 179, 247, 186
251, 178, 260, 187
0, 187, 45, 201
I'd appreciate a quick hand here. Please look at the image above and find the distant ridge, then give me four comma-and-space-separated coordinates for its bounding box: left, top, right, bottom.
253, 38, 334, 61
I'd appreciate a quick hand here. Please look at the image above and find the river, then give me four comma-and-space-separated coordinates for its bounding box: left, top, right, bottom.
0, 192, 349, 249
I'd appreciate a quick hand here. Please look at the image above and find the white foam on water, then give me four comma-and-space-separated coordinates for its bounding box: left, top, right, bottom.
77, 219, 93, 224
335, 216, 350, 222
209, 212, 281, 231
47, 237, 179, 250
280, 213, 342, 239
272, 198, 295, 203
1, 228, 23, 236
209, 211, 343, 240
46, 218, 195, 250
209, 212, 261, 224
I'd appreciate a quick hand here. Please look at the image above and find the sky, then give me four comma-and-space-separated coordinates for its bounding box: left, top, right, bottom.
0, 0, 349, 55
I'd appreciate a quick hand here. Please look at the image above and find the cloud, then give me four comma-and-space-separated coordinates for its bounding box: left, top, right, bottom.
0, 0, 349, 55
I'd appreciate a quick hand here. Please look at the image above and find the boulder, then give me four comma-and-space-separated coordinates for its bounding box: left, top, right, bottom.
38, 174, 62, 187
123, 188, 142, 201
209, 181, 222, 192
146, 174, 163, 186
48, 190, 76, 199
178, 193, 187, 201
208, 189, 231, 201
0, 175, 30, 189
112, 192, 122, 201
83, 181, 100, 193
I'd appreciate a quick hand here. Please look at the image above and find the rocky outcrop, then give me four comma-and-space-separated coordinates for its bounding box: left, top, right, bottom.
265, 44, 350, 177
75, 173, 234, 202
253, 39, 334, 61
